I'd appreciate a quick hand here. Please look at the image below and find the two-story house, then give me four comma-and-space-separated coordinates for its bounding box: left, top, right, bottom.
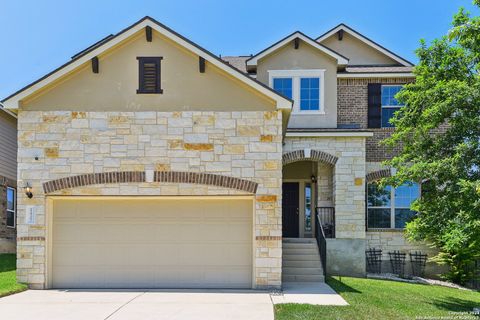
0, 106, 17, 253
2, 17, 437, 289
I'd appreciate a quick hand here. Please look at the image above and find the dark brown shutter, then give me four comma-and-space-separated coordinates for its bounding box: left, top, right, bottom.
368, 83, 382, 128
137, 57, 163, 94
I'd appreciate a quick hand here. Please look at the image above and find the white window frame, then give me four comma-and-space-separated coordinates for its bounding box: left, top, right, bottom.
367, 183, 420, 230
6, 187, 16, 228
268, 69, 325, 114
381, 84, 404, 128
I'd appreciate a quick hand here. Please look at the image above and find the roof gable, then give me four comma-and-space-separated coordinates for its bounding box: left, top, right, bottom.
316, 24, 413, 66
2, 17, 292, 111
246, 31, 349, 67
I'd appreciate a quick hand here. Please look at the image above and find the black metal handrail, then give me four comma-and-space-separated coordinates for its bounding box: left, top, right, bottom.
315, 212, 328, 277
316, 207, 335, 238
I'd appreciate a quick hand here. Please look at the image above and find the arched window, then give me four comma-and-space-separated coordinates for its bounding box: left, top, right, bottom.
367, 182, 420, 229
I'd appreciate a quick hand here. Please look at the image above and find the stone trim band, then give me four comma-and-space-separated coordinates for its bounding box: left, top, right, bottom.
282, 149, 338, 166
366, 168, 391, 183
43, 171, 258, 194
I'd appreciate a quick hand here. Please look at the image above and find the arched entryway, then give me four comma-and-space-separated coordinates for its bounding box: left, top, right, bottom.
282, 150, 337, 238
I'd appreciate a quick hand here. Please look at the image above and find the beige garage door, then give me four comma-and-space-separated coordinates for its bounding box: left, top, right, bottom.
51, 197, 253, 289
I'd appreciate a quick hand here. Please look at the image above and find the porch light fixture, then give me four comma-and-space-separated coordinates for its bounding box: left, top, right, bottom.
311, 175, 317, 183
24, 183, 33, 199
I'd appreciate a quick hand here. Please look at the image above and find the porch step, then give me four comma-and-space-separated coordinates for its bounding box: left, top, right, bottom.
283, 254, 320, 261
283, 274, 325, 282
282, 238, 324, 283
283, 238, 317, 244
282, 242, 317, 249
283, 267, 323, 275
283, 248, 319, 255
283, 259, 323, 268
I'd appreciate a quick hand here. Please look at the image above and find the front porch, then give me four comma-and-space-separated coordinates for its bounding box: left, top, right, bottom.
281, 134, 371, 279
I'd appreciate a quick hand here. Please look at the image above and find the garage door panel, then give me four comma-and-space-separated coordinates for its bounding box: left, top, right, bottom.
52, 198, 253, 289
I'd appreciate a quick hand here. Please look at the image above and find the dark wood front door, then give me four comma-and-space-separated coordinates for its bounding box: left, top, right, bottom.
282, 182, 299, 238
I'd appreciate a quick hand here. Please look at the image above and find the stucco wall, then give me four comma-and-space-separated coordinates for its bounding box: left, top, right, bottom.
320, 32, 398, 66
256, 40, 338, 129
17, 110, 283, 289
22, 31, 275, 112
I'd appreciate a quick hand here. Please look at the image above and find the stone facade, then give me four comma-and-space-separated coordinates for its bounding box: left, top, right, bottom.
17, 110, 283, 289
337, 78, 413, 161
0, 176, 16, 253
283, 136, 367, 239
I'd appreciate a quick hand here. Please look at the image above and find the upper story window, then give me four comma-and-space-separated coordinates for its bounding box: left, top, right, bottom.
367, 181, 419, 229
273, 78, 293, 99
269, 69, 325, 114
300, 78, 320, 111
137, 57, 163, 94
381, 85, 404, 128
6, 187, 16, 228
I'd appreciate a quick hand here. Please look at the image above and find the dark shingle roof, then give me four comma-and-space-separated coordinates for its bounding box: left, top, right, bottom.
221, 56, 249, 73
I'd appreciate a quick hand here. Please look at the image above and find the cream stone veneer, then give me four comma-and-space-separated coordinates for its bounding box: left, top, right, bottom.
283, 137, 367, 239
17, 110, 283, 289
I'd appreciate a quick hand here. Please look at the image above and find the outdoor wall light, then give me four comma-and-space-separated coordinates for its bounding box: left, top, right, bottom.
24, 183, 33, 199
311, 175, 317, 183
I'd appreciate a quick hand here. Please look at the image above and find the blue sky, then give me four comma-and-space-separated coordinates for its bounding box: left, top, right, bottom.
1, 0, 478, 99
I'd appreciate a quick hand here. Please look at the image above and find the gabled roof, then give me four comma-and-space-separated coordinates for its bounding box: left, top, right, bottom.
316, 23, 414, 67
246, 31, 349, 66
2, 16, 292, 110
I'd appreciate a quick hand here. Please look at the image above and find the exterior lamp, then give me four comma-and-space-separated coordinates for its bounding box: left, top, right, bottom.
310, 175, 317, 183
24, 183, 33, 199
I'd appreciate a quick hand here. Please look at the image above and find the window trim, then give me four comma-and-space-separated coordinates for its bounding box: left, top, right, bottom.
367, 182, 420, 230
380, 84, 404, 128
268, 69, 325, 114
136, 56, 163, 94
6, 187, 16, 229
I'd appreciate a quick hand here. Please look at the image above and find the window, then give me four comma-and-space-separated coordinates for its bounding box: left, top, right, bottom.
304, 183, 312, 232
269, 69, 325, 114
381, 85, 403, 128
273, 78, 293, 99
300, 78, 320, 111
367, 182, 419, 229
137, 57, 163, 94
6, 187, 15, 228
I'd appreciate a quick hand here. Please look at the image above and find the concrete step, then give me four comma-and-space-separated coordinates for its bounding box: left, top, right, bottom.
282, 238, 317, 244
282, 259, 323, 268
282, 274, 325, 282
282, 242, 317, 249
283, 248, 319, 255
283, 267, 323, 275
283, 253, 320, 261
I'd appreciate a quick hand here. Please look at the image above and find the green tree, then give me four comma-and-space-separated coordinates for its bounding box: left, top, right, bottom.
382, 1, 480, 284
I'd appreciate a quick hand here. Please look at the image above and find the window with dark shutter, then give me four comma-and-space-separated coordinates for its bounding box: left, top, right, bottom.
137, 57, 163, 94
367, 83, 382, 128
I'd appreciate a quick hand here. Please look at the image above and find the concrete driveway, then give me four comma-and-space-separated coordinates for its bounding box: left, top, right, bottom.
0, 289, 274, 320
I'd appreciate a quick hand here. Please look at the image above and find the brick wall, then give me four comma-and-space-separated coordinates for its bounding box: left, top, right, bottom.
337, 77, 413, 162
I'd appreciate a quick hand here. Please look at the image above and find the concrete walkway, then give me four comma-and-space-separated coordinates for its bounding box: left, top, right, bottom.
0, 289, 274, 320
271, 282, 348, 305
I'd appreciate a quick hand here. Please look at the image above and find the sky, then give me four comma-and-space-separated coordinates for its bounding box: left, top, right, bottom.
1, 0, 479, 99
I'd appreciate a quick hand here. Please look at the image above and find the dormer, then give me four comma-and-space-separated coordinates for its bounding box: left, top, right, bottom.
247, 32, 348, 129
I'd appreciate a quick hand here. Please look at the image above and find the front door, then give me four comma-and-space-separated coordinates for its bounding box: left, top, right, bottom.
282, 182, 299, 238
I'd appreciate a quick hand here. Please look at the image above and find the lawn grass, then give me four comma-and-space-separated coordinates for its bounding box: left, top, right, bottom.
275, 276, 480, 320
0, 254, 27, 298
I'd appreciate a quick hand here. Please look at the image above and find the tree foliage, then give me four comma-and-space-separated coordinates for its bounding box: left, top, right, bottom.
382, 1, 480, 284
